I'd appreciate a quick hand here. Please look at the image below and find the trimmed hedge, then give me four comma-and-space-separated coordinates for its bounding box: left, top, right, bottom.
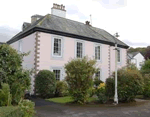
0, 106, 23, 117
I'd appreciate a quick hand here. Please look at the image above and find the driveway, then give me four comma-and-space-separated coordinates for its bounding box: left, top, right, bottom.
32, 98, 150, 117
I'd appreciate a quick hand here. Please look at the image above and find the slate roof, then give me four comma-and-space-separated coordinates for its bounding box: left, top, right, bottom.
127, 52, 140, 59
7, 14, 129, 48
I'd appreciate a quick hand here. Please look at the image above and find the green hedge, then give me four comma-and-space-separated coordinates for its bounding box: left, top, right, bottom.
0, 106, 23, 117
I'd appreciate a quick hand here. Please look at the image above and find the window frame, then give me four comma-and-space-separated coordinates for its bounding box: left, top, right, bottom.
52, 36, 63, 58
94, 43, 102, 61
53, 69, 61, 81
75, 40, 85, 58
50, 66, 63, 81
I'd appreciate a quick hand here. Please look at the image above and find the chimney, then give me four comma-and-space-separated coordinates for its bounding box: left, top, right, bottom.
85, 21, 91, 26
31, 14, 43, 24
51, 3, 66, 18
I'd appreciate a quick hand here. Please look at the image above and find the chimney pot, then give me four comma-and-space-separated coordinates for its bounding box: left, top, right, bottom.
85, 21, 90, 26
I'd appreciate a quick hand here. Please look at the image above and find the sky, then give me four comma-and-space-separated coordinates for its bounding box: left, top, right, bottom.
0, 0, 150, 48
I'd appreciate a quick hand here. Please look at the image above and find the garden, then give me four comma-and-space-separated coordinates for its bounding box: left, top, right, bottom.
35, 56, 150, 106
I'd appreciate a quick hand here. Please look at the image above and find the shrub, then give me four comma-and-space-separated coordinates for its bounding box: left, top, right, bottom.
105, 68, 143, 102
141, 60, 150, 75
0, 83, 12, 106
0, 44, 32, 104
93, 77, 103, 88
55, 81, 69, 97
19, 99, 35, 117
89, 87, 96, 97
96, 83, 108, 103
0, 106, 23, 117
35, 70, 56, 98
65, 57, 98, 104
143, 74, 150, 97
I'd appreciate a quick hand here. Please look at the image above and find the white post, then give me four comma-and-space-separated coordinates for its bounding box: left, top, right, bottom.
114, 43, 118, 104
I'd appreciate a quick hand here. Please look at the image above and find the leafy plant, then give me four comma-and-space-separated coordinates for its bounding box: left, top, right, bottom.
141, 59, 150, 75
35, 70, 56, 98
96, 83, 108, 103
0, 83, 12, 106
0, 44, 32, 104
106, 68, 143, 102
19, 99, 35, 117
93, 77, 103, 88
143, 74, 150, 97
65, 56, 98, 104
55, 81, 69, 97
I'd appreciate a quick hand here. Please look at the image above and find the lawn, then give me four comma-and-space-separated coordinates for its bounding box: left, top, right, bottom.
47, 96, 97, 104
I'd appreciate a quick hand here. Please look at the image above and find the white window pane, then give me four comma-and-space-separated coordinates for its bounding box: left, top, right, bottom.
77, 42, 83, 58
53, 38, 61, 56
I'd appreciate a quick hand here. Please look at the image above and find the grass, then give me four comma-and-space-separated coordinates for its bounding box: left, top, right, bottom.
47, 96, 97, 104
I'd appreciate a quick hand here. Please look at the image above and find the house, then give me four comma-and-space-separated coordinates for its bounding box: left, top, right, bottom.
127, 52, 145, 70
7, 3, 129, 94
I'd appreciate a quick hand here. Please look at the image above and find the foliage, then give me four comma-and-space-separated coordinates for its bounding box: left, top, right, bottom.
65, 57, 98, 104
55, 81, 69, 97
105, 68, 143, 102
89, 87, 96, 97
144, 46, 150, 60
0, 44, 32, 104
105, 77, 115, 99
35, 70, 56, 98
93, 77, 103, 88
141, 59, 150, 75
126, 63, 138, 71
0, 106, 23, 117
96, 83, 108, 103
0, 83, 12, 106
143, 74, 150, 97
19, 99, 35, 117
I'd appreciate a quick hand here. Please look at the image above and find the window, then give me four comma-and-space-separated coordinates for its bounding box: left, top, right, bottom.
95, 45, 101, 60
95, 70, 101, 80
117, 49, 121, 62
18, 40, 22, 52
53, 70, 61, 81
53, 38, 62, 57
76, 42, 83, 58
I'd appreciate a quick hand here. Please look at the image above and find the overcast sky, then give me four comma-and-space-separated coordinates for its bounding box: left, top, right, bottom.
0, 0, 150, 48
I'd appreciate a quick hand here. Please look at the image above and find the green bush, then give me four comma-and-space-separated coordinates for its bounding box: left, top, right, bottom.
0, 106, 23, 117
105, 68, 143, 102
55, 81, 69, 97
93, 77, 103, 88
89, 87, 96, 97
35, 70, 56, 98
143, 74, 150, 97
0, 44, 32, 104
19, 99, 35, 117
0, 83, 12, 106
96, 83, 108, 103
105, 78, 115, 99
65, 57, 98, 104
141, 60, 150, 75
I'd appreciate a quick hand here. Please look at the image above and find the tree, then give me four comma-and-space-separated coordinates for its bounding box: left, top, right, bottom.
65, 57, 98, 104
0, 44, 32, 104
144, 46, 150, 60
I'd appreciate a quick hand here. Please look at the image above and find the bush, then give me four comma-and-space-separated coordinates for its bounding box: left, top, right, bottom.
0, 44, 32, 104
35, 70, 56, 98
89, 87, 96, 97
93, 77, 103, 88
19, 99, 35, 117
0, 83, 12, 106
0, 106, 23, 117
143, 74, 150, 97
55, 81, 69, 97
65, 57, 98, 104
105, 68, 143, 102
96, 83, 108, 103
141, 60, 150, 75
